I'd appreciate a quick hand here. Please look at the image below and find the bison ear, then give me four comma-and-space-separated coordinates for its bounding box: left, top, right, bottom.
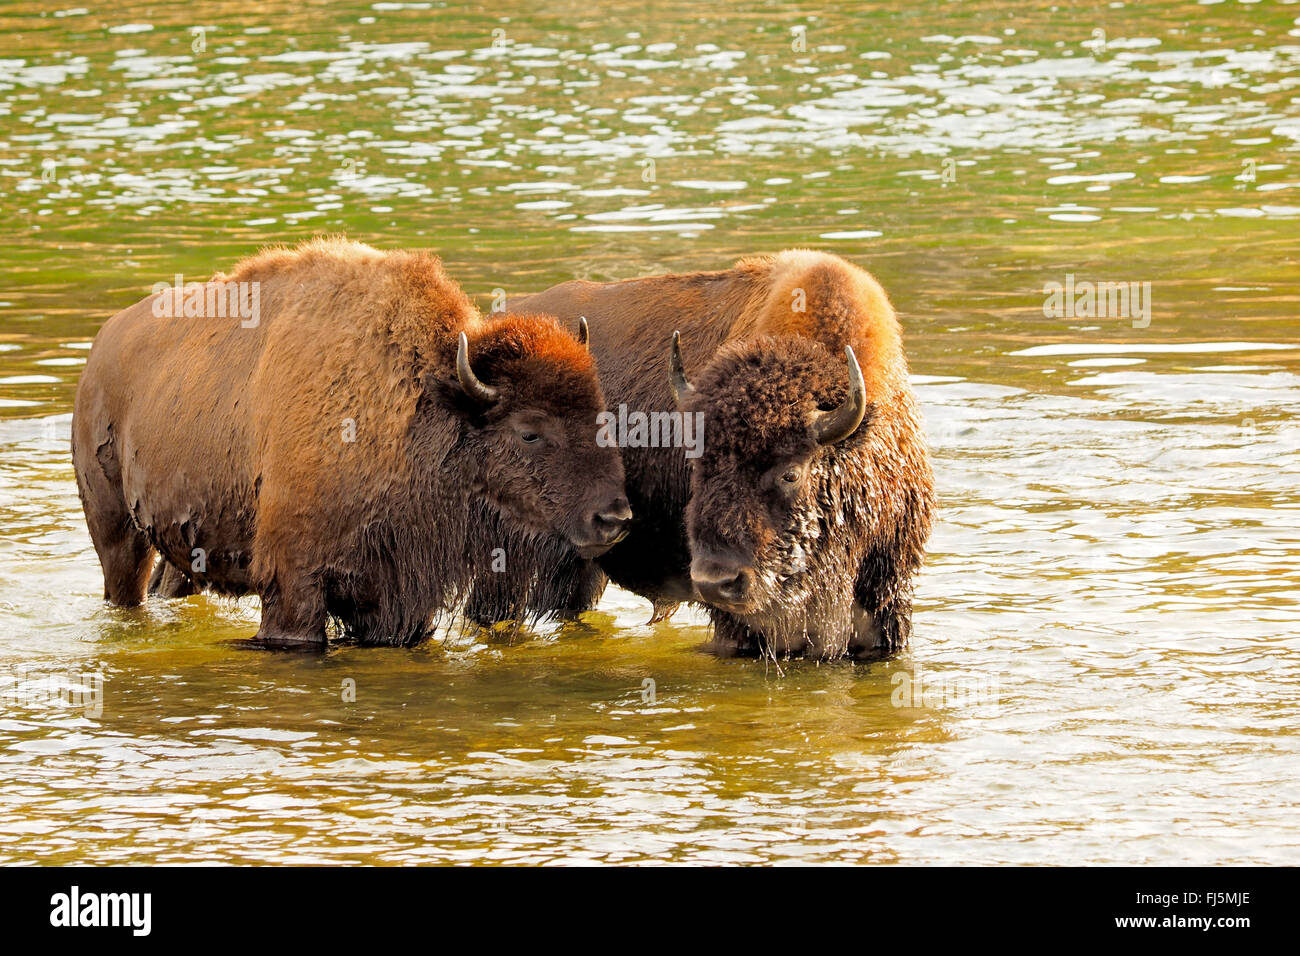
456, 331, 500, 405
577, 316, 589, 348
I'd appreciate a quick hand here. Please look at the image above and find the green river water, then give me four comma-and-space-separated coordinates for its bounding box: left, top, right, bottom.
0, 0, 1298, 864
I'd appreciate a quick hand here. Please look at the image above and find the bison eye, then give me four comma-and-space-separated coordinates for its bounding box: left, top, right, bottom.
520, 431, 541, 444
780, 469, 800, 484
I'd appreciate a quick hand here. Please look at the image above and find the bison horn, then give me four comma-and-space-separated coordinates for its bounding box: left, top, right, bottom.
669, 330, 694, 408
577, 316, 589, 348
456, 332, 499, 404
813, 346, 867, 445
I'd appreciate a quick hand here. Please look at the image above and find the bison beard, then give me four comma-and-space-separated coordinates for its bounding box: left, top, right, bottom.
72, 237, 628, 647
480, 249, 935, 661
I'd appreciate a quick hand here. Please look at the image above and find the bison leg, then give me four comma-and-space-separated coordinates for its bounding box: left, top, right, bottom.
548, 561, 608, 620
706, 612, 759, 657
148, 557, 197, 599
647, 599, 680, 625
254, 575, 328, 648
463, 573, 523, 627
863, 595, 912, 658
75, 436, 154, 607
848, 600, 893, 660
92, 515, 154, 607
853, 554, 914, 659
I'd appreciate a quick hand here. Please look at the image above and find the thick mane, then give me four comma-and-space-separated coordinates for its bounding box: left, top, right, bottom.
740, 249, 906, 402
459, 313, 598, 415
469, 313, 593, 376
225, 235, 481, 358
689, 335, 853, 458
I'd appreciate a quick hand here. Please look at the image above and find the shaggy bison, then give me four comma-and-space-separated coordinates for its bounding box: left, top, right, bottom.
72, 238, 630, 646
480, 250, 935, 659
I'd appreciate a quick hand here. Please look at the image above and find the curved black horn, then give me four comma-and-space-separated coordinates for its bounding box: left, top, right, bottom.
577, 316, 589, 347
456, 331, 499, 404
813, 346, 867, 445
669, 330, 694, 409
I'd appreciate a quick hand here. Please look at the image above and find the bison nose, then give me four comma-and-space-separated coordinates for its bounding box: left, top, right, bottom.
691, 555, 754, 609
573, 497, 632, 557
590, 497, 633, 543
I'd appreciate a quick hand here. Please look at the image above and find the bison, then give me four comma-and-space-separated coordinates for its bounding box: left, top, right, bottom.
471, 249, 935, 660
72, 237, 630, 647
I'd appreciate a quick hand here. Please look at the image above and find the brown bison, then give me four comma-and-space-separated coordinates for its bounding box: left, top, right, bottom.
72, 238, 630, 647
473, 249, 935, 659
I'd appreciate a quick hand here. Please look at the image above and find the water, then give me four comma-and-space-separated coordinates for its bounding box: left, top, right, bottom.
2, 0, 1298, 864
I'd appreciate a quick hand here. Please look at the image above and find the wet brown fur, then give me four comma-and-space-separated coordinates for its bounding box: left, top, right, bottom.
491, 249, 935, 659
73, 237, 624, 646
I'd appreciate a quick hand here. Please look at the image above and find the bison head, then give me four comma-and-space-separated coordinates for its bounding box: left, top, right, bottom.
671, 333, 872, 629
448, 315, 630, 558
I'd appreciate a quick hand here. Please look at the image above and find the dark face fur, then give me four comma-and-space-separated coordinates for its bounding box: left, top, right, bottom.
448, 317, 631, 558
682, 336, 873, 639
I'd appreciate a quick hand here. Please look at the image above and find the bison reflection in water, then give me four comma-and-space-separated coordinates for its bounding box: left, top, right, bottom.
487, 250, 935, 660
72, 238, 630, 647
